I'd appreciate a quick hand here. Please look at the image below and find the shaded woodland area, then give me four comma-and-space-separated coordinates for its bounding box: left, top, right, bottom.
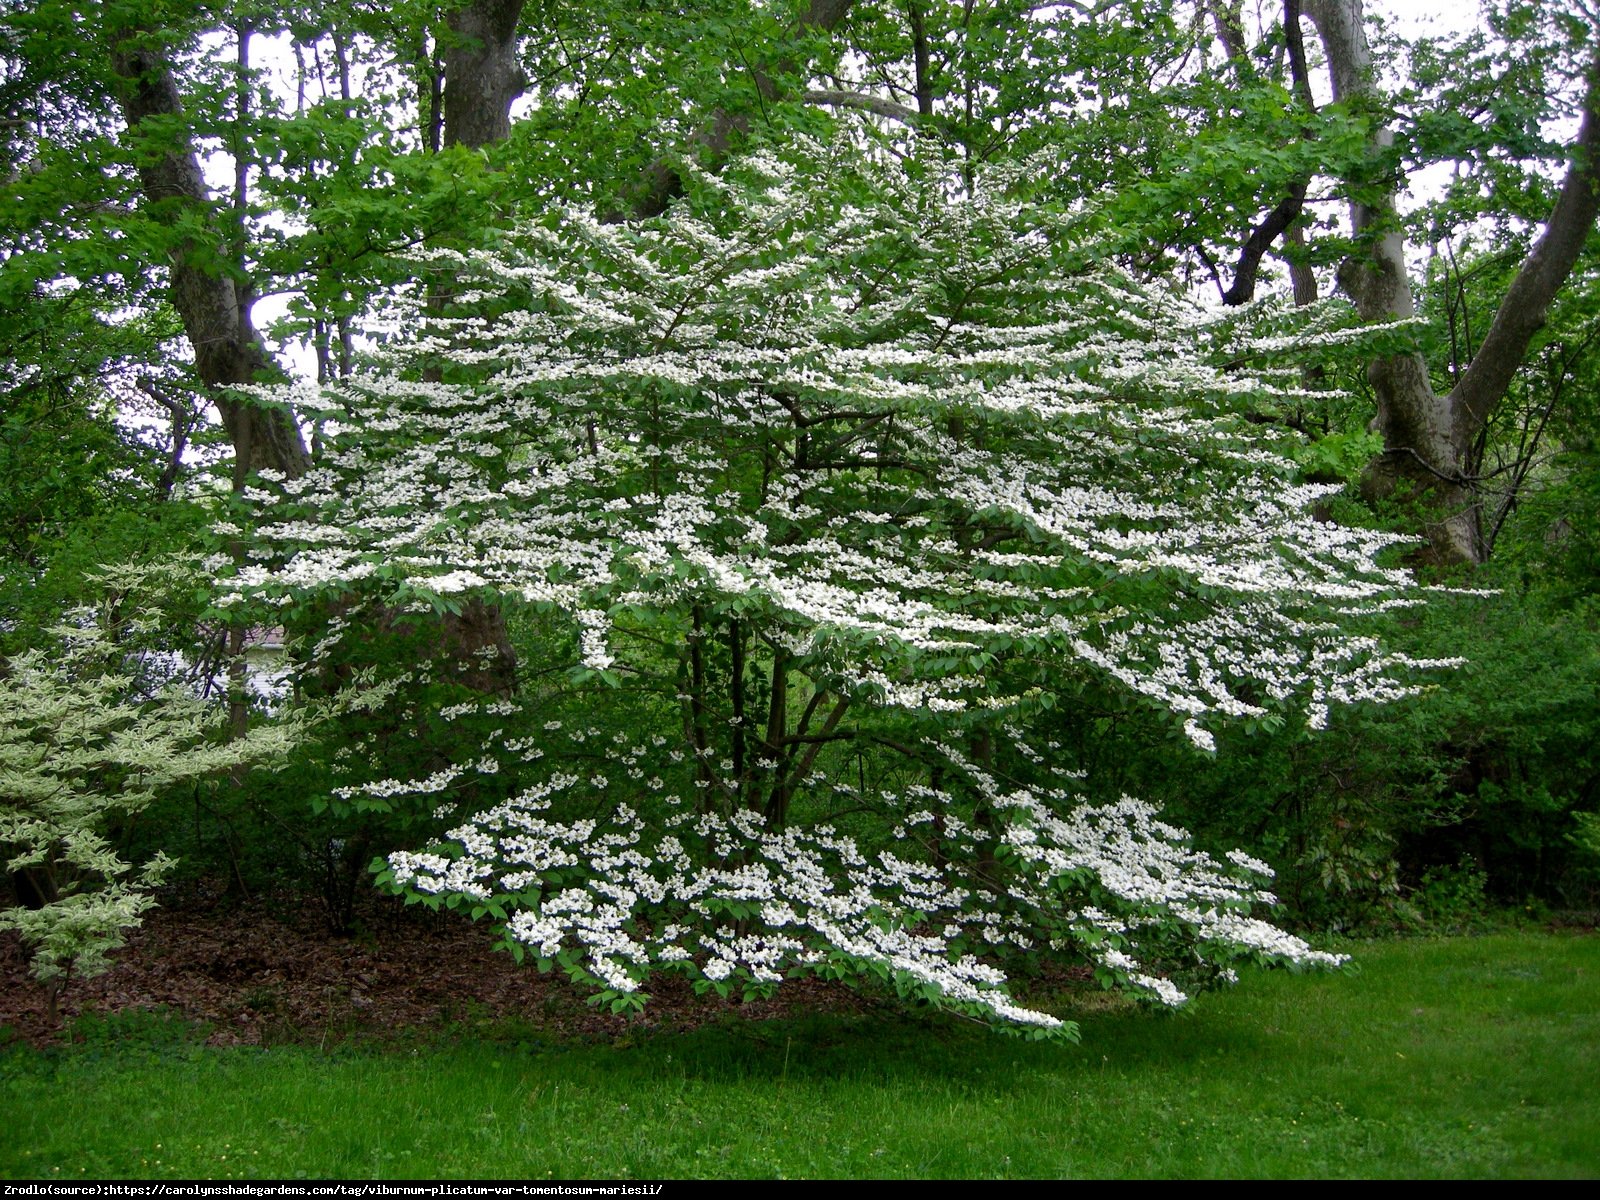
4, 0, 1600, 1039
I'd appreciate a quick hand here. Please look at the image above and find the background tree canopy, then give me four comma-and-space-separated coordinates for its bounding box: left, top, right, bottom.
2, 0, 1598, 1025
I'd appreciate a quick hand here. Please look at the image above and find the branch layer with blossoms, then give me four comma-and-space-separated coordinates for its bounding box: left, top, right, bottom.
222, 139, 1452, 1035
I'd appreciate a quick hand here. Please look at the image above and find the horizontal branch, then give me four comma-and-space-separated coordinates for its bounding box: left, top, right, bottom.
800, 457, 926, 474
771, 391, 881, 428
1221, 181, 1308, 306
800, 88, 922, 125
779, 729, 856, 747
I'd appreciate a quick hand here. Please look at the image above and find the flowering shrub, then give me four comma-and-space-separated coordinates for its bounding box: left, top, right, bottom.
0, 566, 302, 1008
224, 141, 1452, 1036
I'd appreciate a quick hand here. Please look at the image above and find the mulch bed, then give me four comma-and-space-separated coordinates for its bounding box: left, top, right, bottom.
0, 888, 876, 1049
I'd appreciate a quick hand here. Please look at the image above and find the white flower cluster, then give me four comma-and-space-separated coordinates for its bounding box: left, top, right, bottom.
224, 142, 1444, 749
382, 743, 1341, 1028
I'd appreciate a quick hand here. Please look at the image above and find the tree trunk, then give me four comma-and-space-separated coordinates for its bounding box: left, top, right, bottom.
1303, 0, 1469, 562
1449, 51, 1600, 446
441, 0, 528, 149
108, 24, 310, 486
429, 0, 531, 698
1306, 0, 1600, 566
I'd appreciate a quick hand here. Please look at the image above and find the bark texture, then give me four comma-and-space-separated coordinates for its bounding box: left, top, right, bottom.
441, 0, 528, 149
109, 27, 310, 485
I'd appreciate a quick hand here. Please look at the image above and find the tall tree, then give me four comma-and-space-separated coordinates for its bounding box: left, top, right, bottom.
1305, 0, 1600, 565
108, 13, 310, 485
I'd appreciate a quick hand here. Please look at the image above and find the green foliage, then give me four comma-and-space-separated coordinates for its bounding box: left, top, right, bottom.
1083, 571, 1600, 929
0, 387, 127, 569
1409, 857, 1493, 931
1, 0, 1595, 969
1290, 428, 1386, 486
0, 284, 188, 581
1568, 810, 1600, 898
1399, 0, 1596, 245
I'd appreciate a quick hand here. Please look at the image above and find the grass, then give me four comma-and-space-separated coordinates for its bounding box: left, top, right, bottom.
1, 932, 1596, 1179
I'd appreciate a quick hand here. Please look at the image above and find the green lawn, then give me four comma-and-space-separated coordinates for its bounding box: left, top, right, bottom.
2, 933, 1596, 1179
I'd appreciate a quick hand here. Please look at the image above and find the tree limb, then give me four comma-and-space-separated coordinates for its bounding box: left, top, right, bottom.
801, 88, 922, 124
621, 0, 858, 220
1220, 0, 1313, 306
136, 376, 192, 500
1221, 182, 1309, 305
908, 0, 934, 117
1450, 50, 1600, 441
1207, 0, 1250, 66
